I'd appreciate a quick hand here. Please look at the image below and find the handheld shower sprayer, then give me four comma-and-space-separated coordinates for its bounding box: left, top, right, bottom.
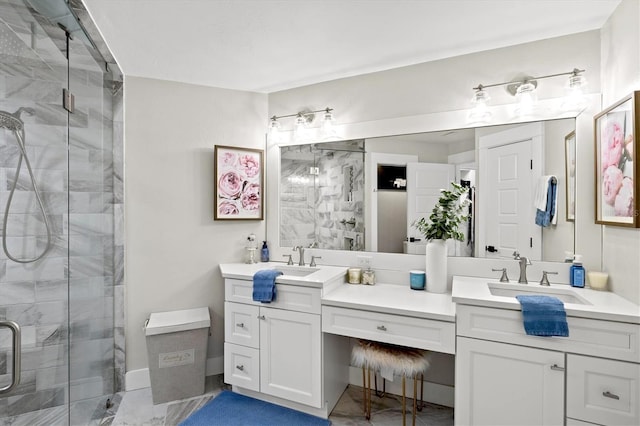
1, 107, 52, 263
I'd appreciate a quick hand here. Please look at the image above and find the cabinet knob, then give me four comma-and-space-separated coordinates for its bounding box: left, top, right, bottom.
236, 322, 244, 328
377, 325, 387, 331
235, 365, 244, 371
602, 391, 620, 400
550, 364, 565, 372
257, 315, 266, 320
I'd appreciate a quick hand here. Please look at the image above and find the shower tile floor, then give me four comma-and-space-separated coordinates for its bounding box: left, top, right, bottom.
103, 374, 454, 426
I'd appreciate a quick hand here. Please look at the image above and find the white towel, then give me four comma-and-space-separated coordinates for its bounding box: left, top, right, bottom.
534, 175, 553, 210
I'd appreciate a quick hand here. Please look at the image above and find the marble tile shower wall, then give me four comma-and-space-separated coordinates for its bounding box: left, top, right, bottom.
0, 1, 122, 422
279, 150, 364, 250
315, 151, 364, 250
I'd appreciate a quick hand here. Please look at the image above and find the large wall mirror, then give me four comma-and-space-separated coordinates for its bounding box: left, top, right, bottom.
278, 119, 575, 263
267, 95, 603, 269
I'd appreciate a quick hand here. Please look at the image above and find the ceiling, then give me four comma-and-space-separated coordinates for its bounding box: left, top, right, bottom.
82, 0, 620, 93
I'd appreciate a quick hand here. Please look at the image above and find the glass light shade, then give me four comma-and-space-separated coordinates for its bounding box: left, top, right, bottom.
321, 109, 337, 139
468, 88, 492, 123
562, 73, 588, 112
269, 118, 282, 142
515, 82, 537, 116
294, 114, 309, 141
269, 118, 280, 135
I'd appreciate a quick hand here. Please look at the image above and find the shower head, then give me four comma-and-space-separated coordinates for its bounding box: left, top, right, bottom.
0, 111, 22, 131
0, 108, 35, 131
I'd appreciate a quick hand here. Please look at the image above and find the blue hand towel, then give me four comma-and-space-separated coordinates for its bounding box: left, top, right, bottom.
535, 177, 557, 227
252, 269, 282, 303
516, 295, 569, 337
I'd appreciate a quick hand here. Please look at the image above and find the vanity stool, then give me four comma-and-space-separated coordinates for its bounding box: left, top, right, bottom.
351, 339, 430, 426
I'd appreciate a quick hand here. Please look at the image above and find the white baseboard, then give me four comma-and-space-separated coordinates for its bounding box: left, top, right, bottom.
125, 368, 150, 391
125, 356, 224, 392
348, 366, 454, 408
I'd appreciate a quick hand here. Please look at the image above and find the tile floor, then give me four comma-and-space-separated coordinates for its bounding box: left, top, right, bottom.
103, 375, 454, 426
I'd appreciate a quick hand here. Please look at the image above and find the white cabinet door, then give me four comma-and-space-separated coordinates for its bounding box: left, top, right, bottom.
567, 354, 639, 426
259, 307, 322, 408
224, 342, 260, 392
456, 337, 565, 426
224, 302, 259, 348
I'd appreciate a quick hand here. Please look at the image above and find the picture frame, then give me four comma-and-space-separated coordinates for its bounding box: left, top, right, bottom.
564, 131, 576, 222
214, 145, 264, 220
594, 91, 639, 227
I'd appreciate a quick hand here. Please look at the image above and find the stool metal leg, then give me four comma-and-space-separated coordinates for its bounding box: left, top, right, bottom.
417, 372, 425, 412
402, 375, 406, 426
366, 367, 372, 420
412, 375, 418, 426
361, 366, 367, 418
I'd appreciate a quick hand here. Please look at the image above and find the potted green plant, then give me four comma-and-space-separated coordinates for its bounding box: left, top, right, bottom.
413, 182, 470, 293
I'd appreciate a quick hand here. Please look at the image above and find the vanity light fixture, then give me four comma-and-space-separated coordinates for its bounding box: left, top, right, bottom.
268, 107, 336, 141
470, 68, 586, 121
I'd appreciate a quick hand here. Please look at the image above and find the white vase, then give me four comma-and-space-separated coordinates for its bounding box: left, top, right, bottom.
425, 239, 448, 293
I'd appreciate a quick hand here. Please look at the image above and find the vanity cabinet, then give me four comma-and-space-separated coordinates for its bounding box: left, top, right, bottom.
223, 278, 325, 410
456, 337, 565, 425
455, 304, 640, 426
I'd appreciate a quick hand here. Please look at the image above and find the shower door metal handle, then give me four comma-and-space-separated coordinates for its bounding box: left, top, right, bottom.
0, 320, 21, 394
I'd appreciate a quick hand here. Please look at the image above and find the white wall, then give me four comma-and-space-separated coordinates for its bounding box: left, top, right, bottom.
600, 0, 640, 305
269, 31, 601, 123
125, 76, 267, 372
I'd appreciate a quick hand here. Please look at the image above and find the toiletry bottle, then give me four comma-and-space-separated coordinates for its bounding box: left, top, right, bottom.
261, 241, 269, 262
570, 254, 585, 288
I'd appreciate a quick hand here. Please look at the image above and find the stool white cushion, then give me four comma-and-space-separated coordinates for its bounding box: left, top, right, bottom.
351, 340, 430, 378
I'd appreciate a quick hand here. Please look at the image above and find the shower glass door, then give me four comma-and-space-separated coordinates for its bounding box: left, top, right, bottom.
67, 14, 118, 425
0, 0, 120, 424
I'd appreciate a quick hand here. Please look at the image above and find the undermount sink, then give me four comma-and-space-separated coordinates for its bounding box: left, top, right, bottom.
275, 266, 320, 277
488, 282, 591, 305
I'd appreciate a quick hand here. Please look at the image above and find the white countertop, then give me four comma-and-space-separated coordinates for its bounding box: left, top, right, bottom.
452, 275, 640, 324
219, 262, 348, 288
322, 283, 456, 322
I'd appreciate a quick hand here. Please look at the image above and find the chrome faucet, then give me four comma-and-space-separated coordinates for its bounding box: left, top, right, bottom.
293, 246, 305, 266
513, 251, 531, 284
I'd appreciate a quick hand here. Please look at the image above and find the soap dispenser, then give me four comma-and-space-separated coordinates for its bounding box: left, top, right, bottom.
261, 241, 270, 262
570, 254, 585, 288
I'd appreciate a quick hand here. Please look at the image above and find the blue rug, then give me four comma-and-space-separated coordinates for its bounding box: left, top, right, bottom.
179, 390, 331, 425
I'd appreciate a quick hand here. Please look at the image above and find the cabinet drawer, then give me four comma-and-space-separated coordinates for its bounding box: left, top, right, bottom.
225, 302, 259, 349
457, 305, 640, 362
567, 354, 639, 426
322, 305, 455, 354
225, 278, 321, 314
224, 342, 260, 392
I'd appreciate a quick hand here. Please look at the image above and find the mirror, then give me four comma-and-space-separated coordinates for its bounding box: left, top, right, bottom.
279, 119, 575, 262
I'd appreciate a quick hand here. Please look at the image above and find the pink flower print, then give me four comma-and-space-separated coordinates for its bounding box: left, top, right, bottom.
601, 120, 624, 172
614, 177, 634, 217
221, 152, 237, 168
240, 183, 260, 211
625, 134, 633, 158
218, 170, 242, 199
218, 201, 239, 215
602, 165, 623, 206
239, 155, 260, 178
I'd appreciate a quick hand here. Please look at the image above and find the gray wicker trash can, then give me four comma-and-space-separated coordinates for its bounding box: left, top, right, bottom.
145, 307, 210, 404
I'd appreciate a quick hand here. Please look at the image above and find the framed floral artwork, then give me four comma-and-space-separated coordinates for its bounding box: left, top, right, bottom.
214, 145, 264, 220
565, 131, 576, 222
594, 91, 639, 227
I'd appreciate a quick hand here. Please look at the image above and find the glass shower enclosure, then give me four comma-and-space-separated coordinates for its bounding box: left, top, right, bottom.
0, 0, 123, 424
